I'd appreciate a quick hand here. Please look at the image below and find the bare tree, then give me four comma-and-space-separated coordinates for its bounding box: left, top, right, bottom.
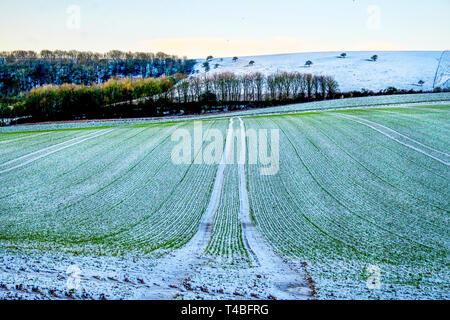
325, 76, 339, 98
318, 76, 327, 99
266, 75, 277, 100
254, 72, 264, 101
305, 74, 313, 98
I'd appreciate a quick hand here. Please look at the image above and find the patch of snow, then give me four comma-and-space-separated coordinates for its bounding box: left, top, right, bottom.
193, 51, 447, 92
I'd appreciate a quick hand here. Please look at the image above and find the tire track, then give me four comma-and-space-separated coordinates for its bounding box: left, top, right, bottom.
336, 114, 450, 166
0, 132, 50, 145
0, 127, 151, 200
342, 114, 449, 157
305, 115, 450, 214
0, 129, 114, 174
237, 117, 311, 299
0, 130, 106, 167
139, 119, 234, 299
284, 116, 447, 245
275, 117, 435, 253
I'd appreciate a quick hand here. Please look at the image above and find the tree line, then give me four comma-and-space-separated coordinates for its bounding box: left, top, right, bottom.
1, 71, 340, 123
0, 50, 196, 96
0, 75, 184, 122
173, 71, 339, 104
0, 50, 181, 61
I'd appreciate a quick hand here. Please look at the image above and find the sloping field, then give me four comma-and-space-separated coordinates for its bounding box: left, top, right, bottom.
245, 106, 449, 299
1, 92, 449, 133
233, 92, 450, 118
0, 100, 448, 300
0, 121, 229, 255
193, 51, 449, 92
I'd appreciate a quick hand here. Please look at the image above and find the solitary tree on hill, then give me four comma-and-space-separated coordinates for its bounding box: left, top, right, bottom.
305, 60, 313, 67
203, 61, 210, 72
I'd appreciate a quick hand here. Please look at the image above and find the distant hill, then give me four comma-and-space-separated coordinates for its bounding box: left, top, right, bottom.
193, 51, 449, 92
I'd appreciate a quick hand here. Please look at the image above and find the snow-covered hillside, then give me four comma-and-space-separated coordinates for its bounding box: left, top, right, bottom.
193, 51, 449, 92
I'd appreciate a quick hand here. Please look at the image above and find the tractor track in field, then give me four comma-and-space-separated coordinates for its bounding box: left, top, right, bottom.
138, 119, 235, 299
0, 126, 151, 200
0, 129, 115, 174
305, 116, 450, 214
0, 132, 51, 145
138, 117, 311, 300
1, 101, 448, 300
278, 117, 438, 251
236, 117, 312, 299
336, 114, 450, 166
0, 130, 103, 166
53, 124, 183, 215
330, 115, 449, 181
409, 106, 450, 113
339, 114, 449, 157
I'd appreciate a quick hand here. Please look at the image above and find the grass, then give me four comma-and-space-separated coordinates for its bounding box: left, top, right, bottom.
0, 120, 228, 255
245, 105, 449, 299
0, 100, 448, 299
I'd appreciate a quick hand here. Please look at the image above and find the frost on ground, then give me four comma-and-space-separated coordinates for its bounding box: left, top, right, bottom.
134, 118, 310, 300
245, 105, 449, 300
194, 51, 449, 92
0, 248, 300, 300
0, 101, 448, 300
1, 93, 449, 134
0, 248, 160, 300
0, 118, 311, 300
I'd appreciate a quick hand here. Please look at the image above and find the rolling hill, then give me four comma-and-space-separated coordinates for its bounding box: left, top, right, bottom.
193, 51, 449, 93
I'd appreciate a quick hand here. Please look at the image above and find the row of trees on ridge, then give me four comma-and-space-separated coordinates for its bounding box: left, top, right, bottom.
173, 71, 339, 103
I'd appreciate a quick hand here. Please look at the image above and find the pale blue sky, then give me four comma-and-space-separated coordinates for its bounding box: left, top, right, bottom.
0, 0, 449, 58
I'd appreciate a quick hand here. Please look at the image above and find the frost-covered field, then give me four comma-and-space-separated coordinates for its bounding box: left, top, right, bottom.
245, 105, 449, 299
0, 99, 448, 300
193, 51, 450, 92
